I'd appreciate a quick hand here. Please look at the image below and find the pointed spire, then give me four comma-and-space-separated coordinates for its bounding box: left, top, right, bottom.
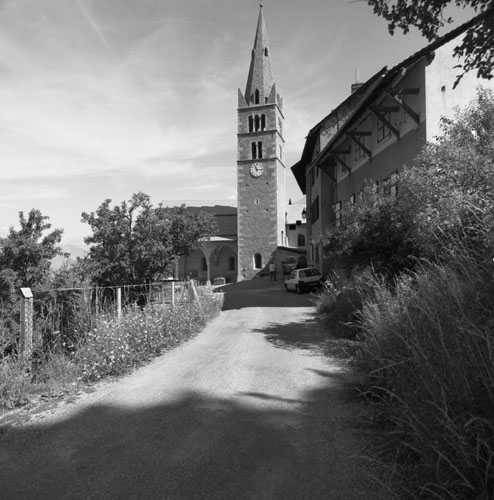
244, 4, 275, 106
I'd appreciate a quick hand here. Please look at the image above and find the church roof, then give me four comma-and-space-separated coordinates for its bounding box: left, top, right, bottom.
244, 5, 274, 106
238, 5, 282, 109
185, 205, 237, 238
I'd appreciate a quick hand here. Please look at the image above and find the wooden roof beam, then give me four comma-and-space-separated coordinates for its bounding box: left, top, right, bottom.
346, 130, 371, 137
330, 147, 351, 155
331, 153, 351, 173
372, 105, 400, 113
345, 132, 372, 160
317, 162, 336, 181
388, 86, 420, 95
369, 106, 400, 139
384, 90, 420, 125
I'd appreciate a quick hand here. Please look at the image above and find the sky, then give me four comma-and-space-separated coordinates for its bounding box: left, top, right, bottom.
0, 0, 474, 246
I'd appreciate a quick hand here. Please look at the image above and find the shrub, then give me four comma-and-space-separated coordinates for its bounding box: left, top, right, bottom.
0, 356, 30, 409
74, 291, 223, 381
315, 278, 374, 339
355, 253, 494, 499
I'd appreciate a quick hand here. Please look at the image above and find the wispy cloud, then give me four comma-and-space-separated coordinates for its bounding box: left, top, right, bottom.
76, 0, 119, 60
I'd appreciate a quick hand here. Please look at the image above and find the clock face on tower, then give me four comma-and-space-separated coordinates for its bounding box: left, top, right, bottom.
249, 162, 264, 178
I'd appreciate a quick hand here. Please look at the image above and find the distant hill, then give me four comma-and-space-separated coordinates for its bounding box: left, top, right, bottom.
51, 244, 88, 271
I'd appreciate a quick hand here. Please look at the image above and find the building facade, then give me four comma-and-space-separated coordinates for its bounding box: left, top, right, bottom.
292, 18, 494, 272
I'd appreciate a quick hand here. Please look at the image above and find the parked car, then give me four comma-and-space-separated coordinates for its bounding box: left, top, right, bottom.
284, 267, 323, 293
282, 257, 298, 275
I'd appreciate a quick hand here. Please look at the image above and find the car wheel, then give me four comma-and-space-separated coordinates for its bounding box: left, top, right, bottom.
296, 285, 303, 294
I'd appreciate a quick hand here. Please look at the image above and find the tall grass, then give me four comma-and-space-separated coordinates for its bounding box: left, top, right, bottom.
355, 252, 494, 499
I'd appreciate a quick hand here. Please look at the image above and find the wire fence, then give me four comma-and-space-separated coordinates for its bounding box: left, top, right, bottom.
1, 281, 193, 358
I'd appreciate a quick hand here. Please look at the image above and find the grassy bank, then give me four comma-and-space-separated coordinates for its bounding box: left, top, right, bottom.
316, 254, 494, 499
0, 290, 223, 412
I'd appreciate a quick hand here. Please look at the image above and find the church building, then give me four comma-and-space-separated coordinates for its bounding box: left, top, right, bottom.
174, 5, 306, 283
236, 4, 292, 280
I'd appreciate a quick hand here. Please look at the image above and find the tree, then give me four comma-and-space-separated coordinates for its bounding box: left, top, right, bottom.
0, 209, 64, 289
366, 0, 494, 84
323, 181, 424, 280
81, 193, 217, 286
0, 209, 64, 350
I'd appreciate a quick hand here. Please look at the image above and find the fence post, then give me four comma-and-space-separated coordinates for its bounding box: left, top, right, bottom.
95, 286, 99, 318
19, 287, 34, 367
189, 280, 202, 310
171, 281, 175, 308
117, 287, 122, 320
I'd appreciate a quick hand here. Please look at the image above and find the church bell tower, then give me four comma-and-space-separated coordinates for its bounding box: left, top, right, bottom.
237, 4, 286, 280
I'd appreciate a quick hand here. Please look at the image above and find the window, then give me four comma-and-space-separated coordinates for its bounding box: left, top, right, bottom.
383, 178, 391, 196
255, 115, 260, 131
350, 194, 356, 204
264, 48, 268, 56
377, 112, 391, 143
311, 196, 320, 223
298, 234, 306, 247
261, 114, 266, 130
251, 142, 262, 159
254, 253, 262, 269
354, 136, 366, 161
278, 118, 283, 137
248, 116, 253, 133
334, 201, 342, 227
255, 89, 260, 104
229, 256, 235, 272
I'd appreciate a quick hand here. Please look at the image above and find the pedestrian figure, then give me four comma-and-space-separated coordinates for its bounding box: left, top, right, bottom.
269, 261, 277, 281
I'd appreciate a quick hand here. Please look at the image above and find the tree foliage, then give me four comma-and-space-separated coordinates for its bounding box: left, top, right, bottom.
0, 209, 63, 290
0, 209, 63, 348
366, 0, 494, 84
324, 88, 494, 279
81, 192, 217, 286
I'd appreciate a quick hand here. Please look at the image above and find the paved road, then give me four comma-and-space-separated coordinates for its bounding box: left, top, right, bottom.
0, 276, 387, 500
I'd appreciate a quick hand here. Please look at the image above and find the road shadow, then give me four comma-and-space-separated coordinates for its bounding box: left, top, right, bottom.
217, 276, 314, 311
0, 385, 391, 500
254, 312, 361, 361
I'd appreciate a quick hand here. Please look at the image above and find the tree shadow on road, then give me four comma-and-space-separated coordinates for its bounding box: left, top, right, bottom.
254, 312, 361, 361
217, 277, 314, 311
0, 384, 393, 500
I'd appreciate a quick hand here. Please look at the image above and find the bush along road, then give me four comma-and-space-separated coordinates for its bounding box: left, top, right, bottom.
0, 276, 393, 500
